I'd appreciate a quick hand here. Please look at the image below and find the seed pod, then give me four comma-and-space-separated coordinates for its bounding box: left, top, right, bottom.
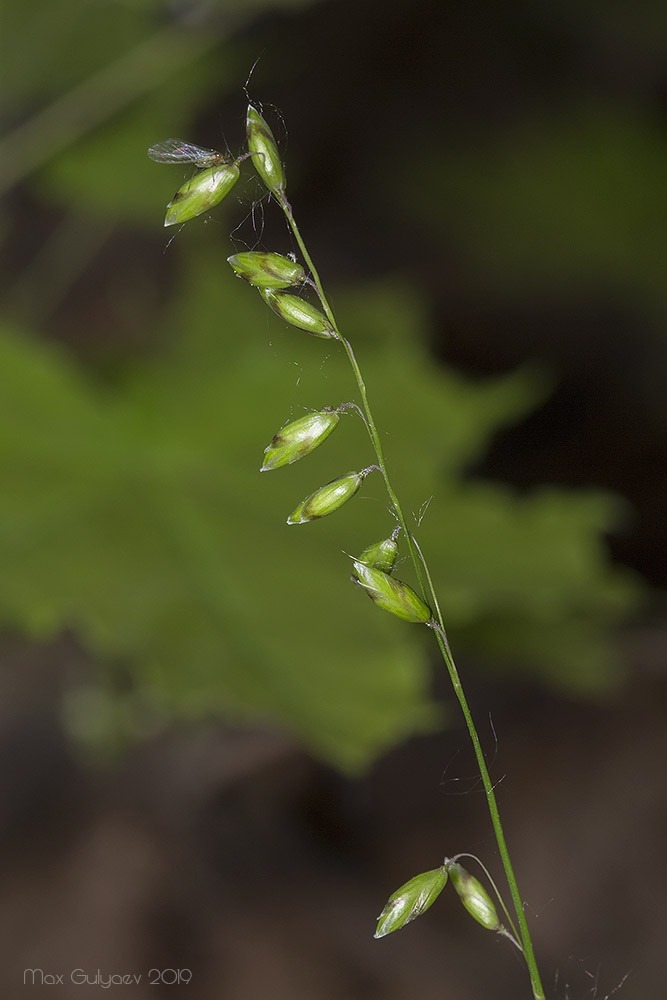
287, 470, 368, 524
261, 408, 341, 471
374, 868, 448, 939
164, 162, 240, 226
228, 251, 305, 289
355, 534, 399, 575
246, 104, 285, 196
445, 861, 500, 931
261, 289, 336, 339
352, 561, 431, 623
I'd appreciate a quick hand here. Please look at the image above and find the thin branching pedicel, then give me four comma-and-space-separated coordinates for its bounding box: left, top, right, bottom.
147, 102, 547, 1000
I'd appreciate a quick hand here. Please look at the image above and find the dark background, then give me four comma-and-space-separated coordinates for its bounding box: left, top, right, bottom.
1, 1, 666, 998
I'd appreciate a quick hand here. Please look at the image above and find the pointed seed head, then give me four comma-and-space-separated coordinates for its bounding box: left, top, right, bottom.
261, 289, 336, 339
246, 104, 285, 196
164, 162, 240, 226
356, 534, 399, 575
352, 561, 431, 623
446, 861, 500, 931
374, 868, 448, 938
261, 409, 341, 471
287, 470, 367, 524
228, 251, 305, 289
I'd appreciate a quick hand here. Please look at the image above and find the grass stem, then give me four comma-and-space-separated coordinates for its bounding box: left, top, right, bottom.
279, 193, 546, 1000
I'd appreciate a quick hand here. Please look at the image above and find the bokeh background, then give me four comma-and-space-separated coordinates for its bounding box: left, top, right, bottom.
1, 1, 666, 997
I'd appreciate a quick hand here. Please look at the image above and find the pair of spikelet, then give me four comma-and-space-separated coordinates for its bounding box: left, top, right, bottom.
148, 108, 432, 627
148, 105, 286, 226
375, 858, 504, 939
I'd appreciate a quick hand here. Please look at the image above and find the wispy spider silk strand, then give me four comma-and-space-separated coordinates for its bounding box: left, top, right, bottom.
278, 191, 546, 1000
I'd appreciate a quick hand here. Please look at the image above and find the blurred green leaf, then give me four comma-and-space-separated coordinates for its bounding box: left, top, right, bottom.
1, 0, 157, 110
35, 67, 239, 225
1, 0, 313, 207
0, 248, 640, 771
419, 486, 636, 692
1, 0, 321, 116
335, 283, 639, 693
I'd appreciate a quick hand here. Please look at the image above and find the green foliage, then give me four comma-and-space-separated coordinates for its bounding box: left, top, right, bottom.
2, 0, 158, 106
1, 0, 320, 212
0, 242, 639, 770
0, 0, 643, 769
30, 57, 242, 224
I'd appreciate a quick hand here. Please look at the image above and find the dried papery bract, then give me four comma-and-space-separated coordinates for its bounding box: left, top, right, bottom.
260, 289, 336, 339
228, 251, 305, 289
374, 868, 448, 939
445, 860, 501, 931
163, 162, 240, 226
246, 104, 285, 197
352, 560, 431, 623
287, 469, 373, 524
261, 409, 341, 471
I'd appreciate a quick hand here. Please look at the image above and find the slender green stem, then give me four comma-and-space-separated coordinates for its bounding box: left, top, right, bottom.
279, 198, 427, 596
279, 193, 546, 1000
430, 621, 544, 998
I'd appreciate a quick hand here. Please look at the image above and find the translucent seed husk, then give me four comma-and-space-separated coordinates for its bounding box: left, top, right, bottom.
261, 289, 336, 339
287, 471, 366, 524
446, 861, 500, 931
356, 534, 399, 575
352, 561, 431, 623
261, 409, 341, 471
374, 868, 448, 939
246, 104, 285, 196
164, 162, 240, 226
228, 251, 305, 289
